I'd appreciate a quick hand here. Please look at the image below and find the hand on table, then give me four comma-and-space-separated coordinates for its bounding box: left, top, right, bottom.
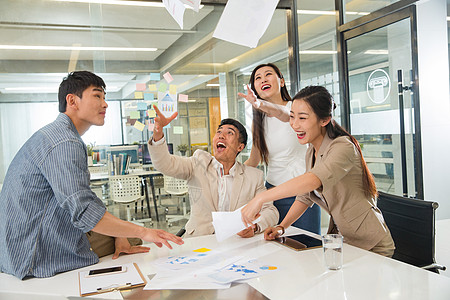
141, 228, 184, 249
112, 237, 150, 259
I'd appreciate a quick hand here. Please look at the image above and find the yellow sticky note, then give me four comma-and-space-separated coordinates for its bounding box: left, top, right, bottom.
148, 109, 156, 118
148, 84, 157, 91
134, 91, 144, 99
169, 85, 177, 95
193, 248, 211, 253
134, 120, 145, 131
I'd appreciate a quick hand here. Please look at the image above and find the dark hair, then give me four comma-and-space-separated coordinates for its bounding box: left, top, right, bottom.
249, 63, 291, 164
58, 71, 106, 112
293, 85, 377, 199
219, 118, 248, 148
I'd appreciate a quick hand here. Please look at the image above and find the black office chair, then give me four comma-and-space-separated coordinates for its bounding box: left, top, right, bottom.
377, 191, 446, 273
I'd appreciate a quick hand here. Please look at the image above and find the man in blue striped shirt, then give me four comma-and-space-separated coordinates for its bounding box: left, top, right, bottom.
0, 71, 183, 279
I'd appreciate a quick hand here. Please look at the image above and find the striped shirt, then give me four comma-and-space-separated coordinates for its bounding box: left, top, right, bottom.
0, 113, 106, 279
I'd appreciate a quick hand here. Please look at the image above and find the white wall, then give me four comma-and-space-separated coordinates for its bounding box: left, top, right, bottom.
416, 0, 450, 220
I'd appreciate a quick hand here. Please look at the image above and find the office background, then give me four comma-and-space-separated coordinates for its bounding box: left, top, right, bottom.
0, 0, 449, 219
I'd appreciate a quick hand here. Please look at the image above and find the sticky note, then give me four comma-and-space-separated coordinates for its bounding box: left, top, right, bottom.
169, 85, 177, 95
144, 93, 154, 101
150, 73, 160, 81
148, 123, 155, 132
137, 102, 147, 111
178, 94, 188, 102
147, 109, 156, 118
129, 111, 140, 119
158, 83, 167, 92
163, 72, 174, 83
134, 92, 144, 99
134, 120, 145, 131
173, 126, 183, 134
136, 83, 146, 91
193, 248, 211, 253
148, 84, 157, 91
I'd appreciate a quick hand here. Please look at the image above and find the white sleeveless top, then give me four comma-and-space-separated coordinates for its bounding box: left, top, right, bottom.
263, 101, 307, 186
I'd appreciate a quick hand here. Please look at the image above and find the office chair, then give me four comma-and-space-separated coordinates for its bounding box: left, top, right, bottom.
109, 175, 146, 226
162, 175, 189, 227
377, 191, 446, 273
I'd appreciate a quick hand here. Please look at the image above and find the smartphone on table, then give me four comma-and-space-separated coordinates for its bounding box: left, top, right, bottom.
273, 234, 322, 251
85, 266, 127, 277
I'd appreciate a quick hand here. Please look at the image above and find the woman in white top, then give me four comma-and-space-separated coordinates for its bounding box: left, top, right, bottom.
238, 63, 321, 234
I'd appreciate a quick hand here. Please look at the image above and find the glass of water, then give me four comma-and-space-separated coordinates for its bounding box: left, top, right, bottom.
322, 234, 344, 270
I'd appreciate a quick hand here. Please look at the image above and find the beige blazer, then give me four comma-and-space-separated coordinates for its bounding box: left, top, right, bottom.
149, 140, 279, 237
296, 135, 394, 251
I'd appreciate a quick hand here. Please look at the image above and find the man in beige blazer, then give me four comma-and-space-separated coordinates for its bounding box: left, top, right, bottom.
149, 106, 278, 238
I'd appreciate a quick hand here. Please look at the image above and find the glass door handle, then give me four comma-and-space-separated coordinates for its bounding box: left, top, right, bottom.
397, 69, 408, 197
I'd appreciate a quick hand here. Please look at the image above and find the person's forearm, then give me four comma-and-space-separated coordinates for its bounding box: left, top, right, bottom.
279, 200, 309, 229
256, 172, 321, 206
259, 100, 290, 122
92, 211, 146, 239
244, 147, 261, 167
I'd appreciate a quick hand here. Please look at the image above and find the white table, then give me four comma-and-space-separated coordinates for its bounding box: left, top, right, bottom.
436, 219, 450, 278
1, 227, 450, 299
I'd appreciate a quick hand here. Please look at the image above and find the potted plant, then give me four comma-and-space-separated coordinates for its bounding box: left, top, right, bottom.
177, 144, 189, 156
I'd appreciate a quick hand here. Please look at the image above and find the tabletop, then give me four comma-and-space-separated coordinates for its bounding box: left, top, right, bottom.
1, 227, 450, 300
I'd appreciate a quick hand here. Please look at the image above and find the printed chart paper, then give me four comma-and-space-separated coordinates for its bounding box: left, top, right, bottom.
213, 0, 279, 48
158, 91, 177, 118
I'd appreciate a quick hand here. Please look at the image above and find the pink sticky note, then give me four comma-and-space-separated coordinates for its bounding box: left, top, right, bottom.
179, 94, 188, 102
136, 83, 146, 91
163, 72, 174, 83
148, 123, 155, 132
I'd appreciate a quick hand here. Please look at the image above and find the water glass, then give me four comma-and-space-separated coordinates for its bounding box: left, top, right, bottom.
322, 234, 343, 270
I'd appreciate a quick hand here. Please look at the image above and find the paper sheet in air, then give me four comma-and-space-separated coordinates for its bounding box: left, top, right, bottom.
212, 0, 279, 48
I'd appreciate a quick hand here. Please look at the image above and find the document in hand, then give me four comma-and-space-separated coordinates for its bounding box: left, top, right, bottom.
212, 206, 261, 242
78, 263, 146, 297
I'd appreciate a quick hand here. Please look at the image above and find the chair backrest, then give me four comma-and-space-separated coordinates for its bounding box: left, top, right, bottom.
109, 175, 142, 203
163, 176, 188, 196
377, 191, 438, 268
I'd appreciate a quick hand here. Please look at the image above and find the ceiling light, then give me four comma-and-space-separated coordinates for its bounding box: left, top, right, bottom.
364, 50, 388, 55
0, 45, 157, 51
297, 9, 368, 16
54, 0, 203, 10
187, 99, 197, 102
299, 50, 337, 54
297, 10, 336, 16
5, 87, 58, 91
206, 84, 220, 87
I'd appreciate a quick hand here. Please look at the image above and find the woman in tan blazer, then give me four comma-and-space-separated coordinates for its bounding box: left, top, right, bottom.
241, 85, 395, 257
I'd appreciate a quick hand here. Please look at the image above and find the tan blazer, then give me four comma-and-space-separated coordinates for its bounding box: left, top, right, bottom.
296, 135, 394, 252
149, 140, 279, 237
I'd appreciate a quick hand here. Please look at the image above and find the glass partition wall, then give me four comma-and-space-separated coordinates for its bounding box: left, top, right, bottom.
0, 0, 439, 203
0, 0, 292, 180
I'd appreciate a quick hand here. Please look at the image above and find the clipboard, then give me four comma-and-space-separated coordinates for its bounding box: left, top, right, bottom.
78, 263, 147, 297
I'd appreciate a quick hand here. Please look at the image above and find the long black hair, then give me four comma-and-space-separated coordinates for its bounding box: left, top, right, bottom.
293, 86, 377, 198
249, 63, 291, 164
